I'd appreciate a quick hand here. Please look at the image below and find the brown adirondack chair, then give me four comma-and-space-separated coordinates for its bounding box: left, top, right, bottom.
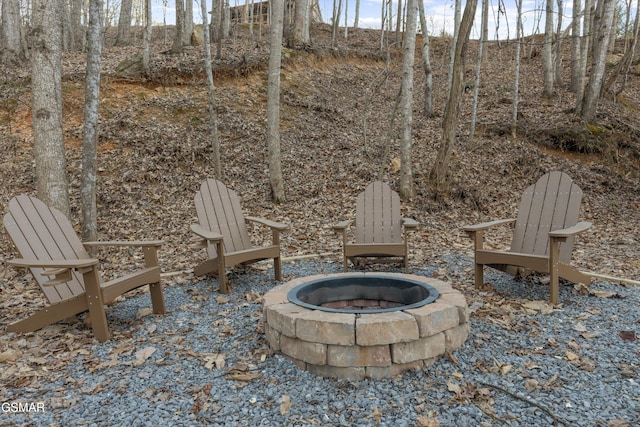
3, 195, 165, 342
463, 171, 592, 304
333, 181, 418, 272
191, 179, 288, 293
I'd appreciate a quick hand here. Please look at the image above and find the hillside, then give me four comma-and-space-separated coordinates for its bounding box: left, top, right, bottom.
1, 23, 639, 314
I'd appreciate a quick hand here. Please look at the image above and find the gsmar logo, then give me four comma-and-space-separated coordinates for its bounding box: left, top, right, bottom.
1, 402, 45, 413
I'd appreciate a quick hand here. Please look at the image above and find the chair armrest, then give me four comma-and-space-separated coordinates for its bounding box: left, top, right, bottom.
462, 218, 516, 233
332, 220, 353, 231
549, 221, 592, 238
402, 218, 419, 230
245, 216, 289, 231
84, 240, 164, 248
190, 224, 224, 242
7, 258, 99, 269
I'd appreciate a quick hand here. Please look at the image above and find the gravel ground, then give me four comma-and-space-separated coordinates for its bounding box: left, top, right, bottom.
2, 256, 639, 427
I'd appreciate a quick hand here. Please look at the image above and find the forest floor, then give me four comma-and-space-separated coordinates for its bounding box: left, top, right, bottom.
0, 23, 639, 384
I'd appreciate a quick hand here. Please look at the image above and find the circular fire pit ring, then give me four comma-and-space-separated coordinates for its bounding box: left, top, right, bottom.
287, 274, 440, 314
263, 272, 470, 380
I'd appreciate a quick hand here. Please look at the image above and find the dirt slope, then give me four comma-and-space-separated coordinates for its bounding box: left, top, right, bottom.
1, 23, 639, 310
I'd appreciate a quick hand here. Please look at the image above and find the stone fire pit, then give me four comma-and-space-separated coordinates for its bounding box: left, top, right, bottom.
262, 272, 470, 380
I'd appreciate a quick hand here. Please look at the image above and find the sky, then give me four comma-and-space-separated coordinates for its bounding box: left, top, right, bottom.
148, 0, 637, 41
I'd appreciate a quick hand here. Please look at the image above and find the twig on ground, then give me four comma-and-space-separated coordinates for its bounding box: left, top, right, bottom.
477, 380, 573, 427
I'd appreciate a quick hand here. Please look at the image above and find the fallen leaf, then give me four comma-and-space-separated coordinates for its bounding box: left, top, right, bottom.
524, 379, 539, 391
132, 346, 156, 367
202, 353, 226, 370
590, 290, 618, 298
136, 307, 153, 319
226, 372, 262, 382
216, 295, 230, 304
279, 394, 291, 415
565, 350, 579, 361
447, 380, 462, 397
580, 332, 599, 339
416, 415, 440, 427
619, 331, 636, 342
0, 349, 22, 363
522, 300, 553, 314
573, 322, 587, 332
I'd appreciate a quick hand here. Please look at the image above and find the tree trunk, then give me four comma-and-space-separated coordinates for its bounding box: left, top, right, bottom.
570, 0, 582, 92
71, 0, 85, 51
143, 0, 152, 74
81, 0, 104, 242
512, 0, 524, 139
202, 0, 222, 178
292, 0, 311, 45
471, 0, 489, 139
417, 0, 433, 117
267, 0, 286, 203
115, 0, 133, 46
542, 0, 555, 98
398, 0, 417, 199
554, 0, 563, 85
429, 0, 477, 193
1, 0, 25, 64
184, 0, 194, 45
576, 0, 593, 108
580, 0, 616, 121
447, 0, 462, 95
170, 0, 185, 53
30, 0, 70, 217
331, 0, 343, 48
354, 0, 360, 28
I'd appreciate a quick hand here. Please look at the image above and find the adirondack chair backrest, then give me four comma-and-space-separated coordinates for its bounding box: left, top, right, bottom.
194, 179, 253, 258
3, 195, 90, 304
510, 171, 582, 263
354, 182, 403, 244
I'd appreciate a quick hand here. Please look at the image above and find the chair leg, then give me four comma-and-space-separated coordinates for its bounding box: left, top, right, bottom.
149, 282, 166, 314
216, 241, 229, 294
274, 256, 282, 281
549, 239, 561, 305
474, 262, 484, 288
81, 267, 110, 342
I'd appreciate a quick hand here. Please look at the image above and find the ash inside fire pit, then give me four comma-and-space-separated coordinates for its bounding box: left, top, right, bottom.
288, 275, 440, 313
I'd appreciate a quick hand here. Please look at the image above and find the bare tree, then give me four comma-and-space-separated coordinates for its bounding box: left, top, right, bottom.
115, 0, 133, 46
184, 0, 194, 45
471, 0, 489, 139
576, 0, 594, 106
603, 0, 640, 98
1, 0, 25, 63
570, 0, 582, 92
429, 0, 477, 193
170, 0, 185, 53
554, 0, 564, 84
542, 0, 556, 98
331, 0, 343, 48
267, 0, 286, 202
30, 0, 70, 216
81, 0, 104, 242
201, 0, 222, 177
143, 0, 152, 74
292, 0, 311, 45
417, 0, 433, 117
579, 0, 617, 121
70, 0, 85, 51
512, 0, 524, 138
398, 0, 417, 198
447, 0, 462, 95
354, 0, 360, 28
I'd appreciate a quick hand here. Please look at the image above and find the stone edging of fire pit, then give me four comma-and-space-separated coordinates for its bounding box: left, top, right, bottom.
262, 272, 470, 380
